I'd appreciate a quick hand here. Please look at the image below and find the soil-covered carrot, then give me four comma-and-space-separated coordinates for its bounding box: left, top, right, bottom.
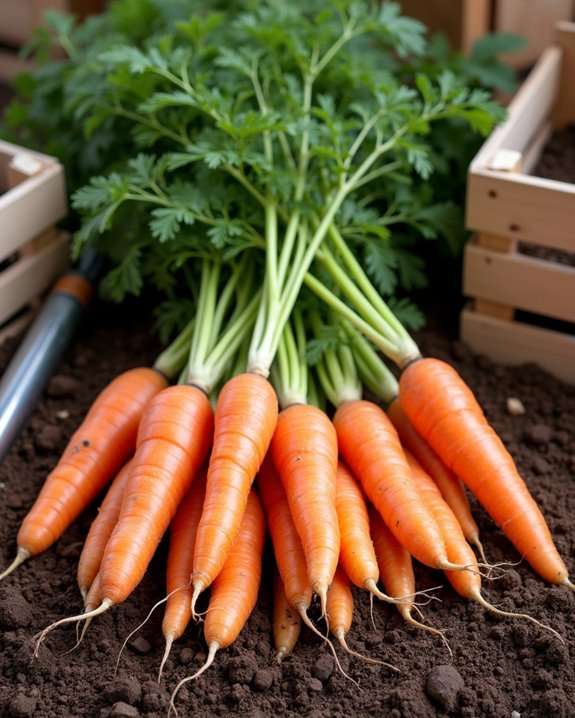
159, 473, 206, 682
335, 462, 395, 602
273, 571, 301, 663
400, 358, 572, 587
169, 489, 265, 713
387, 397, 485, 560
77, 460, 132, 601
369, 507, 447, 646
1, 368, 166, 580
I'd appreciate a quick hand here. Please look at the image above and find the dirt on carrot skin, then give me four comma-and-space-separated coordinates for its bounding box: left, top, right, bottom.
0, 307, 573, 718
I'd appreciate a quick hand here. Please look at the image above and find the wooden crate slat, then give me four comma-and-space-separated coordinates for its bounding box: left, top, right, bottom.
461, 306, 575, 383
496, 0, 575, 69
0, 1, 35, 46
464, 241, 575, 323
0, 232, 69, 326
470, 47, 562, 171
0, 158, 66, 264
521, 122, 552, 174
466, 169, 575, 252
554, 21, 575, 126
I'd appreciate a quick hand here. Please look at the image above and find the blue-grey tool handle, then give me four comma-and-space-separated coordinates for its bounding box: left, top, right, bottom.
0, 250, 102, 463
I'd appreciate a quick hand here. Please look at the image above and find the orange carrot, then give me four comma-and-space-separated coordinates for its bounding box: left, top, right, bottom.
257, 456, 351, 679
407, 450, 561, 639
257, 457, 312, 613
33, 385, 213, 652
369, 507, 447, 646
335, 462, 395, 602
400, 358, 572, 587
327, 565, 395, 670
333, 400, 461, 571
1, 368, 166, 580
387, 397, 484, 559
77, 460, 132, 601
271, 404, 339, 613
158, 474, 206, 682
192, 373, 277, 610
273, 571, 301, 663
169, 489, 265, 712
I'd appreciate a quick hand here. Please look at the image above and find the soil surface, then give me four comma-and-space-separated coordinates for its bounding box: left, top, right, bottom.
0, 307, 574, 718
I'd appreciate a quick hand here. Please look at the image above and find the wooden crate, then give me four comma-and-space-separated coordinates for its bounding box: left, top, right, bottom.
398, 0, 574, 63
461, 23, 575, 383
0, 139, 68, 345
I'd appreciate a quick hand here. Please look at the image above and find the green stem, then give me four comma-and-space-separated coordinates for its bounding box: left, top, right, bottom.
153, 318, 195, 379
347, 325, 399, 404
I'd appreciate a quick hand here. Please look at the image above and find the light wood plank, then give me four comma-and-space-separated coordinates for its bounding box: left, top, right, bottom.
522, 122, 552, 173
464, 240, 575, 323
393, 1, 466, 50
474, 298, 515, 321
461, 306, 575, 383
462, 0, 491, 53
466, 168, 575, 252
476, 234, 516, 252
496, 0, 575, 68
0, 232, 69, 325
0, 160, 67, 263
470, 47, 562, 170
554, 21, 575, 126
0, 1, 35, 45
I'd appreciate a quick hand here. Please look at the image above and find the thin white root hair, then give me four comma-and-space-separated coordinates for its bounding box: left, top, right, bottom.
157, 635, 174, 684
168, 642, 219, 717
407, 605, 453, 658
0, 548, 30, 581
61, 616, 93, 656
473, 590, 565, 645
335, 629, 399, 672
297, 606, 359, 688
114, 585, 185, 677
33, 600, 112, 657
368, 592, 377, 632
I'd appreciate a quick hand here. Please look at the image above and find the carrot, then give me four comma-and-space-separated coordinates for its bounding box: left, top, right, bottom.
407, 450, 562, 639
335, 462, 395, 602
33, 385, 213, 651
158, 474, 206, 683
333, 400, 462, 571
271, 404, 339, 613
387, 397, 485, 561
77, 460, 132, 601
257, 456, 352, 681
192, 372, 277, 611
257, 457, 312, 613
1, 368, 166, 580
169, 489, 265, 713
273, 571, 301, 663
326, 565, 398, 670
369, 507, 448, 648
399, 358, 572, 588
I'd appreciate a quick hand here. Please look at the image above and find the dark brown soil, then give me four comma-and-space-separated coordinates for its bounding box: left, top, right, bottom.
521, 122, 575, 268
0, 308, 574, 718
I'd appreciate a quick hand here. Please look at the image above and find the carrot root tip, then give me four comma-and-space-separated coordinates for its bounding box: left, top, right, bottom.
158, 635, 174, 684
473, 590, 565, 645
33, 599, 112, 657
276, 648, 287, 664
191, 582, 204, 620
364, 578, 397, 605
401, 606, 452, 657
562, 577, 575, 591
336, 630, 400, 673
0, 548, 30, 581
168, 642, 219, 716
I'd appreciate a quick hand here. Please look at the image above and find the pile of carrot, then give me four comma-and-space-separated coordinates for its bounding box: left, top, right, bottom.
1, 292, 572, 712
1, 3, 572, 711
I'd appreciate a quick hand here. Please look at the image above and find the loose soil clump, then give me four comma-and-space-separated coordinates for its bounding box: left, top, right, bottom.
0, 308, 573, 717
